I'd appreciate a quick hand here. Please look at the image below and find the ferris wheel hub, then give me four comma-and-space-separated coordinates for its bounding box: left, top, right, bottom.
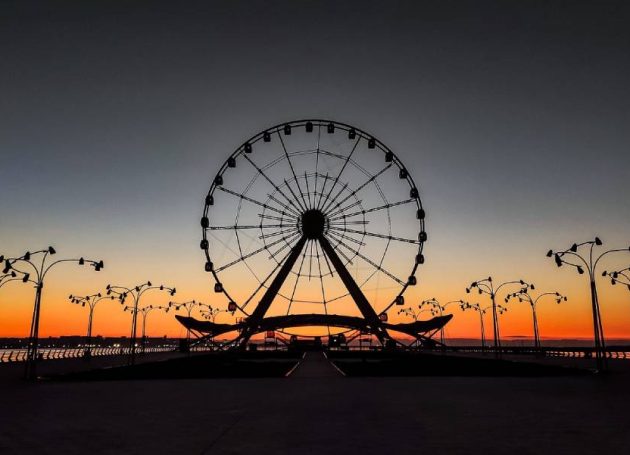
300, 209, 327, 239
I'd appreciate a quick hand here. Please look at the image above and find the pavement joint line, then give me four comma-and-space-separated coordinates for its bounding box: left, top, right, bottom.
323, 351, 346, 376
199, 413, 243, 455
284, 352, 306, 377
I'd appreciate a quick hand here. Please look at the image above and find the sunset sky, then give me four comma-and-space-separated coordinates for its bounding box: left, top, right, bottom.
1, 0, 629, 341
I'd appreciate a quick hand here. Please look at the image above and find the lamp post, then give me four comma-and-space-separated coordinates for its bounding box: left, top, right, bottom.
169, 300, 213, 346
506, 289, 568, 349
547, 237, 630, 371
106, 281, 175, 365
460, 301, 506, 350
466, 277, 533, 352
397, 307, 437, 348
1, 248, 103, 379
419, 298, 462, 345
123, 304, 170, 353
68, 293, 116, 357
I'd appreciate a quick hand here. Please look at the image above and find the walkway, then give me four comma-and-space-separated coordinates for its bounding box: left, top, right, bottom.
288, 351, 344, 377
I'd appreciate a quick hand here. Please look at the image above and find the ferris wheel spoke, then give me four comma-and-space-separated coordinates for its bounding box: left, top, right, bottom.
282, 179, 308, 212
315, 172, 332, 209
321, 163, 392, 215
313, 126, 322, 209
317, 136, 361, 211
214, 231, 299, 273
241, 246, 295, 310
285, 243, 308, 315
277, 131, 310, 210
206, 224, 296, 231
331, 237, 405, 286
308, 240, 315, 280
326, 229, 365, 247
328, 220, 369, 227
319, 180, 349, 213
258, 213, 298, 223
303, 172, 314, 208
266, 193, 302, 218
326, 199, 364, 219
325, 231, 357, 264
241, 153, 304, 215
328, 226, 419, 244
259, 227, 299, 240
267, 233, 300, 261
329, 198, 416, 221
217, 187, 291, 218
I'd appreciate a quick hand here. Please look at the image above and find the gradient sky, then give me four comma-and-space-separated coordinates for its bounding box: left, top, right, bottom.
1, 0, 629, 340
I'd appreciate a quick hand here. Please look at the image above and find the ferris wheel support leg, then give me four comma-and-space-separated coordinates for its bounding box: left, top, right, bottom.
318, 235, 391, 346
237, 235, 309, 348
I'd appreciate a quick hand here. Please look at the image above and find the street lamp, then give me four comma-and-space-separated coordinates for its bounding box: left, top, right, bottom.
397, 307, 437, 348
1, 247, 103, 379
123, 304, 170, 353
602, 267, 630, 290
106, 281, 175, 365
466, 277, 533, 351
397, 306, 437, 321
68, 293, 116, 357
169, 300, 213, 346
506, 289, 568, 349
419, 298, 462, 345
547, 237, 630, 371
460, 301, 506, 351
0, 269, 35, 291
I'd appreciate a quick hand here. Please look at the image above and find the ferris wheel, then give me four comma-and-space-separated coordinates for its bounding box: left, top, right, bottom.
198, 119, 428, 345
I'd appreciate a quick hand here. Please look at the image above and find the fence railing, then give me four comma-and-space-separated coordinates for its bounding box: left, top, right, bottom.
0, 346, 177, 363
439, 345, 630, 360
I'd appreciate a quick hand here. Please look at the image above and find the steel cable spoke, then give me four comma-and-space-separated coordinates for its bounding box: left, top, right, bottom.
207, 223, 296, 231
277, 131, 310, 210
328, 226, 418, 244
217, 187, 291, 218
317, 136, 361, 211
321, 163, 393, 215
329, 198, 416, 221
215, 231, 299, 273
240, 153, 304, 214
331, 236, 404, 286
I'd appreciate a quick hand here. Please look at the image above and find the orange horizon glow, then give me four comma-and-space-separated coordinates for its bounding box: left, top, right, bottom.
1, 262, 629, 341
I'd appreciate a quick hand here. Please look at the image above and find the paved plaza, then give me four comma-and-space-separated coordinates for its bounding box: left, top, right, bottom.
1, 353, 630, 454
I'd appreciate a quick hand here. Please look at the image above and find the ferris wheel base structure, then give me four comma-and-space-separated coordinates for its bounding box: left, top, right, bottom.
176, 313, 452, 348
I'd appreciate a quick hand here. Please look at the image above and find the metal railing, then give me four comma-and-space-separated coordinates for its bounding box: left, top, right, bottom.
0, 346, 175, 363
437, 345, 630, 360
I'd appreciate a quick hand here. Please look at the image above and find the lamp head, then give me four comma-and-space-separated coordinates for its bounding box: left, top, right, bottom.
78, 257, 85, 265
546, 250, 553, 257
595, 237, 602, 246
23, 251, 30, 261
48, 246, 56, 255
577, 266, 585, 275
22, 273, 29, 283
570, 243, 578, 252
